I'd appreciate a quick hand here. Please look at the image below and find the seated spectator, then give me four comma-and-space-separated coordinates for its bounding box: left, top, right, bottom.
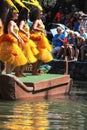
79, 26, 87, 39
78, 27, 87, 60
51, 26, 65, 58
59, 30, 85, 61
79, 15, 87, 33
57, 31, 74, 60
72, 31, 80, 60
73, 31, 85, 60
80, 38, 87, 61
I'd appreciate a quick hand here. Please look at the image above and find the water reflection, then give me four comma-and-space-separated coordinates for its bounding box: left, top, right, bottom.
2, 102, 49, 130
0, 87, 87, 130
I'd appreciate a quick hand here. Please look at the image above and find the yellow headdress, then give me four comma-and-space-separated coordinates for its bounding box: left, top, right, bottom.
22, 0, 43, 11
5, 0, 19, 12
14, 0, 30, 12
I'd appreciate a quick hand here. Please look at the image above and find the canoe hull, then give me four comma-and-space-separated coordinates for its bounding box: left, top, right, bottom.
0, 74, 72, 101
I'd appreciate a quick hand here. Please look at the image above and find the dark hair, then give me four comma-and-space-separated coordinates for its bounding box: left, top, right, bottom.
4, 7, 14, 34
0, 0, 9, 24
17, 8, 28, 26
4, 7, 19, 34
29, 7, 40, 22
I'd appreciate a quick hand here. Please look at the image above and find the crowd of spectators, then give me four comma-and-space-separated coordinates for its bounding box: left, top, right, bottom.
42, 4, 87, 62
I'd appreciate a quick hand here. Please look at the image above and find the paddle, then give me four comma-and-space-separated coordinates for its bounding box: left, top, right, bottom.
63, 38, 68, 75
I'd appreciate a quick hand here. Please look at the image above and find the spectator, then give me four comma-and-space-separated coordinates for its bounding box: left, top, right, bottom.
79, 26, 87, 39
73, 31, 85, 60
79, 14, 87, 33
57, 31, 74, 60
73, 17, 83, 32
53, 7, 63, 23
52, 26, 65, 58
80, 38, 87, 61
79, 27, 87, 61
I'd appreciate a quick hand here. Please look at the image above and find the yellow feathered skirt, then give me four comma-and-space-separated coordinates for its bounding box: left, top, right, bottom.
18, 31, 39, 63
0, 34, 27, 66
30, 32, 53, 63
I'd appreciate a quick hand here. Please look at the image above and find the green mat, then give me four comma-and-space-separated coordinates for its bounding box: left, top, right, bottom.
18, 73, 63, 83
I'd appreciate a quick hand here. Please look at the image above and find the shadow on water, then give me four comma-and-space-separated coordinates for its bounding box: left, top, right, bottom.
0, 85, 87, 130
70, 85, 87, 101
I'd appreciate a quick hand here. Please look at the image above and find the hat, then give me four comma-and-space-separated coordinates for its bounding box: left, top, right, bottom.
6, 0, 19, 13
15, 0, 30, 12
22, 0, 43, 11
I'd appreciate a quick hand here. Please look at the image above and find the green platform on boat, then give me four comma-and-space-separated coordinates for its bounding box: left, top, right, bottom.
18, 73, 63, 83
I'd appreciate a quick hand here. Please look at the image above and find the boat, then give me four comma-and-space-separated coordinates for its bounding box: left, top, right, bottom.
0, 73, 72, 101
47, 59, 87, 81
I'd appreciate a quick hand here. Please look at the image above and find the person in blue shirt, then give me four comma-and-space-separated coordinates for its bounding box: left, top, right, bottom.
52, 26, 65, 58
57, 31, 75, 60
73, 17, 82, 32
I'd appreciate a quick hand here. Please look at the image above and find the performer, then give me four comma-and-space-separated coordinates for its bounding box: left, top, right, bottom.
30, 7, 53, 75
17, 8, 39, 76
0, 7, 27, 76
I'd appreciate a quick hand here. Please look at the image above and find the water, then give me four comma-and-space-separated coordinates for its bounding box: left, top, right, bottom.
0, 86, 87, 130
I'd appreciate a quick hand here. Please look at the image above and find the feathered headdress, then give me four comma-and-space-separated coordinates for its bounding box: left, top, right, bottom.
14, 0, 30, 12
22, 0, 43, 11
5, 0, 19, 12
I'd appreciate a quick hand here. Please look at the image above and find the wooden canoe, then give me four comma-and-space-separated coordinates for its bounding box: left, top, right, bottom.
0, 73, 73, 101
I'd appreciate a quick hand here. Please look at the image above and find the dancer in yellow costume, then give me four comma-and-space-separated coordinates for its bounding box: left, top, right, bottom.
17, 8, 39, 75
0, 0, 11, 74
18, 8, 39, 62
30, 8, 53, 62
0, 7, 27, 76
30, 7, 53, 74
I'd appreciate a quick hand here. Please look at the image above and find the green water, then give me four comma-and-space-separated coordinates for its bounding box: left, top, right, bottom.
0, 86, 87, 130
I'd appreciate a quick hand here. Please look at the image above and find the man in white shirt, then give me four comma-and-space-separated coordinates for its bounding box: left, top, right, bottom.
79, 15, 87, 33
